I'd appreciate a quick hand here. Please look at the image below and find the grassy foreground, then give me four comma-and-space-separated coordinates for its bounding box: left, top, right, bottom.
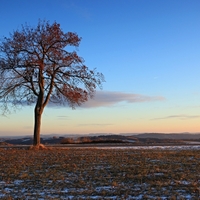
0, 147, 200, 199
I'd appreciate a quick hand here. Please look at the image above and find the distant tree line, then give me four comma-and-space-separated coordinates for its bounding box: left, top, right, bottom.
60, 136, 126, 144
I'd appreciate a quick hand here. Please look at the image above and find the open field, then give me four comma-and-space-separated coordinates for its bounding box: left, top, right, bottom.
0, 146, 200, 199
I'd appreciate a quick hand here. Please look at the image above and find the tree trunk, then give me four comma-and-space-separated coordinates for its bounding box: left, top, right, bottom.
33, 103, 44, 146
33, 68, 44, 146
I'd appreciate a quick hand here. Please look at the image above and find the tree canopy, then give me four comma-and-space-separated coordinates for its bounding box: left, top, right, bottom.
0, 20, 104, 146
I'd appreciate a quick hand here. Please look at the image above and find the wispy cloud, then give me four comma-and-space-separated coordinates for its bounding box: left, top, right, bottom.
57, 115, 70, 120
81, 91, 165, 108
76, 123, 113, 127
151, 114, 200, 121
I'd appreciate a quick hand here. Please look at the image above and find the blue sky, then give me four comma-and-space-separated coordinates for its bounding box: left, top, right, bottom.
0, 0, 200, 136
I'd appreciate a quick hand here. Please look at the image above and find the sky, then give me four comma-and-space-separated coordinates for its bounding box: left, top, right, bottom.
0, 0, 200, 136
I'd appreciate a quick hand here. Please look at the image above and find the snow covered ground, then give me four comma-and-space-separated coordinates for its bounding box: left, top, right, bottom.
0, 146, 200, 199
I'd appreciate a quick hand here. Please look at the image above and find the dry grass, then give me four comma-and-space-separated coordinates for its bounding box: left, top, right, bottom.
29, 144, 53, 150
0, 147, 200, 199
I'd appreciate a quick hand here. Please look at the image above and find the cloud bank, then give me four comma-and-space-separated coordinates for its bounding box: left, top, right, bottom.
81, 91, 165, 108
151, 114, 200, 121
3, 90, 165, 109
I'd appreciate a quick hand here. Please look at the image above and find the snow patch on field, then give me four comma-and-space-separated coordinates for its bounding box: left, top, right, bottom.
92, 145, 200, 150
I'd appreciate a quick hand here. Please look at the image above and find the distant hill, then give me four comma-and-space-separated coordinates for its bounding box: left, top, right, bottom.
134, 133, 200, 140
1, 137, 64, 145
1, 133, 200, 145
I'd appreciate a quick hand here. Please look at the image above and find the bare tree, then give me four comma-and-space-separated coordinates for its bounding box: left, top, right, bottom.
0, 20, 104, 146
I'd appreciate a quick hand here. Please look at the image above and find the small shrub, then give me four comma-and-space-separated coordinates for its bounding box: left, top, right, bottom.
60, 138, 75, 144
